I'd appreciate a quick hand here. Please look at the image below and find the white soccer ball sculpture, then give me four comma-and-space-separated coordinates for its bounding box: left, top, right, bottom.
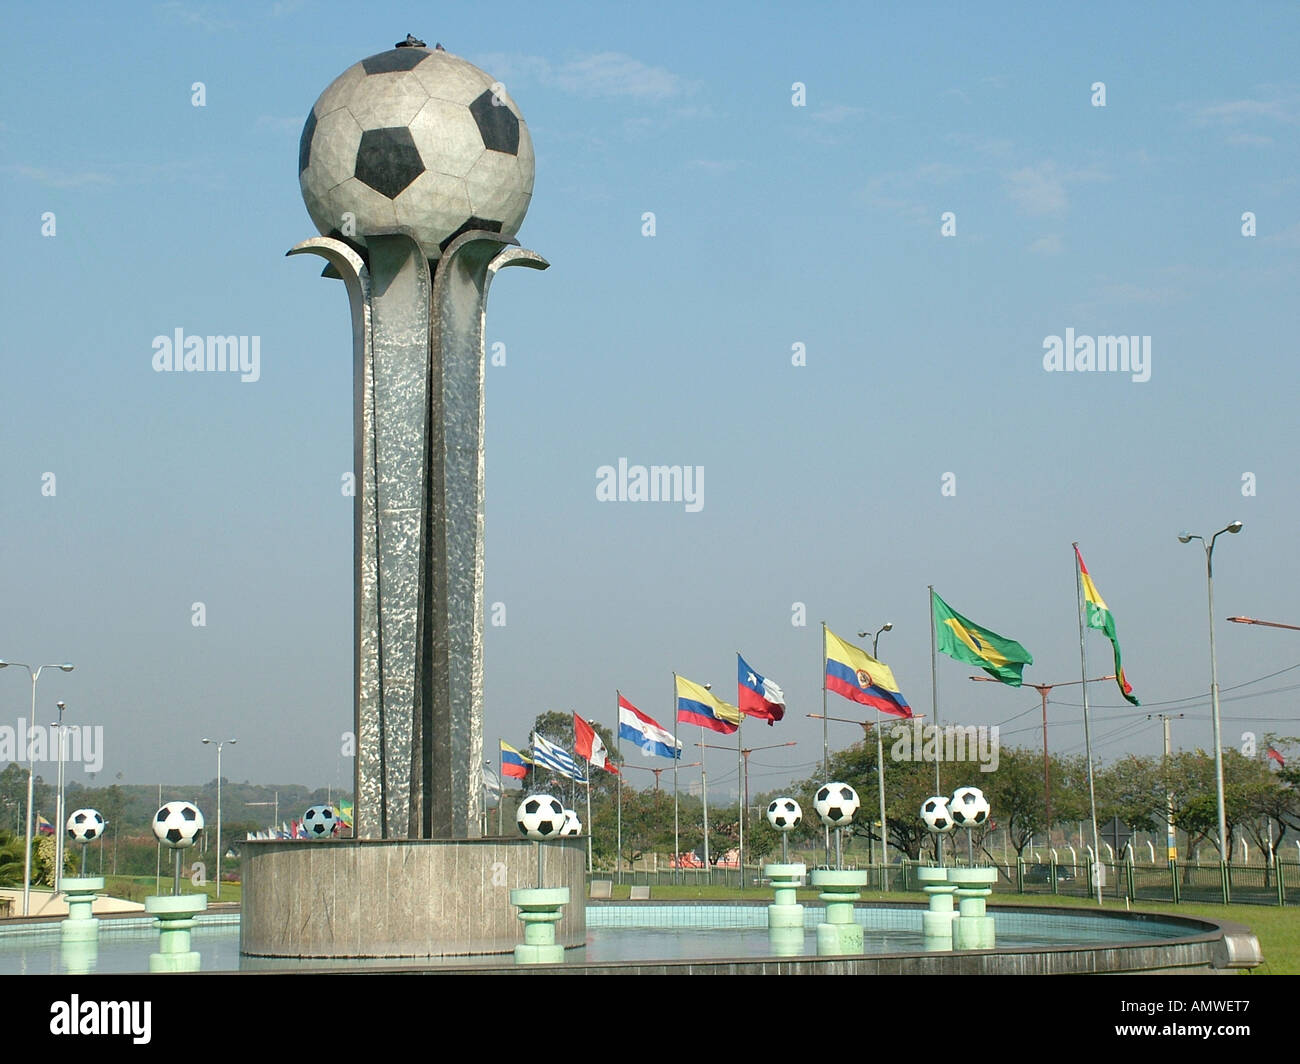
560, 810, 582, 837
950, 786, 990, 829
66, 808, 105, 845
152, 801, 204, 849
303, 804, 338, 840
920, 796, 954, 834
766, 797, 802, 831
813, 782, 860, 827
299, 42, 535, 260
516, 794, 566, 840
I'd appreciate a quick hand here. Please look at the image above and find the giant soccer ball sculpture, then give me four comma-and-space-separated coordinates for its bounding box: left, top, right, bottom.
766, 797, 802, 831
516, 794, 567, 840
299, 43, 535, 260
152, 801, 204, 849
303, 805, 338, 840
920, 796, 954, 834
560, 810, 582, 837
813, 783, 860, 828
66, 808, 105, 845
950, 786, 990, 829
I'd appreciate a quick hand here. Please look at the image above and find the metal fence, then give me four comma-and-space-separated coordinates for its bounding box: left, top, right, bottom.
592, 857, 1295, 906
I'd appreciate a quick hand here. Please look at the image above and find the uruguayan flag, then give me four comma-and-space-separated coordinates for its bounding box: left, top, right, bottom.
530, 733, 588, 782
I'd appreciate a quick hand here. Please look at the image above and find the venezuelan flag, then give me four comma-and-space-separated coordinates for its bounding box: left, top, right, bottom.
500, 739, 531, 780
676, 675, 743, 734
932, 591, 1033, 686
823, 627, 913, 717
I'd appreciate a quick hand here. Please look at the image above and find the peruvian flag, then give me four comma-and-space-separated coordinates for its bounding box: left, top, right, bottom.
1267, 745, 1286, 767
738, 653, 786, 726
574, 713, 619, 774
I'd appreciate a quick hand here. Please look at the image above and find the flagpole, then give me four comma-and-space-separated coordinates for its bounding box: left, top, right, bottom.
673, 672, 680, 885
700, 725, 710, 874
929, 585, 943, 866
737, 715, 744, 890
1074, 542, 1104, 906
616, 691, 623, 886
585, 774, 593, 875
821, 621, 830, 867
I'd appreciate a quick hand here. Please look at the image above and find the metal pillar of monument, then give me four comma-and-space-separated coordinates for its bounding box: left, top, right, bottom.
290, 231, 545, 839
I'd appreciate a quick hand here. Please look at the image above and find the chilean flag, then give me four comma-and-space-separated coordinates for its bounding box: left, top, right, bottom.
738, 654, 785, 726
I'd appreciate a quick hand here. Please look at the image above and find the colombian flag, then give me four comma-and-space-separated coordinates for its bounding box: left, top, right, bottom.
676, 675, 743, 734
1075, 546, 1140, 705
932, 591, 1033, 686
823, 627, 913, 717
500, 739, 531, 780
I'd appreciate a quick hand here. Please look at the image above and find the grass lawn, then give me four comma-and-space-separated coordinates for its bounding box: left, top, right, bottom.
592, 883, 1297, 974
103, 874, 241, 906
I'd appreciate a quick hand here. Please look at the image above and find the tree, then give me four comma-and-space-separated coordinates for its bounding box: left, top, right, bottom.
982, 746, 1045, 856
1096, 754, 1164, 836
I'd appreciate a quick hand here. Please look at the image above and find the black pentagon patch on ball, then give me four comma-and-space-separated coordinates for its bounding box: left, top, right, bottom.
935, 818, 948, 830
74, 812, 87, 824
85, 828, 98, 840
166, 828, 183, 844
181, 806, 197, 821
324, 808, 333, 818
361, 48, 429, 75
437, 216, 504, 252
828, 807, 842, 821
525, 799, 540, 815
156, 809, 168, 823
768, 802, 778, 813
469, 90, 520, 155
539, 821, 556, 836
548, 799, 563, 815
817, 787, 830, 803
355, 127, 425, 199
299, 108, 317, 174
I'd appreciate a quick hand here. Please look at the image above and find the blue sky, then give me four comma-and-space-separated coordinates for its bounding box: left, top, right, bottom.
2, 1, 1298, 802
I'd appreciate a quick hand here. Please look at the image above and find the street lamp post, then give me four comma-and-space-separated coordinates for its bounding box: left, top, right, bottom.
0, 661, 75, 916
858, 623, 893, 870
1179, 521, 1243, 867
201, 738, 237, 900
53, 701, 68, 896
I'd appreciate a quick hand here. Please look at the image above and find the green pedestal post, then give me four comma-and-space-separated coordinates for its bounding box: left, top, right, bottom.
949, 867, 997, 950
509, 887, 570, 964
918, 866, 957, 949
144, 894, 207, 972
764, 863, 807, 956
60, 876, 104, 944
811, 869, 866, 955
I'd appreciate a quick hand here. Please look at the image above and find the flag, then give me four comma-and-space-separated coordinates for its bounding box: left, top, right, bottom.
530, 732, 587, 783
931, 591, 1034, 686
500, 739, 531, 780
483, 765, 503, 800
291, 818, 305, 839
574, 713, 620, 774
737, 654, 785, 725
823, 627, 913, 717
1075, 546, 1140, 706
336, 799, 354, 828
618, 695, 681, 759
676, 675, 742, 735
1267, 745, 1286, 767
36, 814, 55, 836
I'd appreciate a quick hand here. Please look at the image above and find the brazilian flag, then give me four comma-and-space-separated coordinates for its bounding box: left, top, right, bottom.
932, 591, 1033, 686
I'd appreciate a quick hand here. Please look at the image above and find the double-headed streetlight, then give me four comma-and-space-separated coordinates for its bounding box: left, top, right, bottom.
201, 738, 237, 900
856, 623, 893, 872
1179, 520, 1243, 866
0, 660, 75, 915
53, 701, 69, 895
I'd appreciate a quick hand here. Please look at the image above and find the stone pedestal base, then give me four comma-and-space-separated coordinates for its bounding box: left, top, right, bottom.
60, 876, 104, 944
918, 866, 957, 948
764, 863, 806, 956
811, 869, 866, 955
145, 894, 208, 973
949, 867, 998, 950
510, 887, 570, 965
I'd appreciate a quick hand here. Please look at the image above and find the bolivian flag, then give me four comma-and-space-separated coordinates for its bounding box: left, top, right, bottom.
932, 591, 1033, 686
1075, 546, 1140, 705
